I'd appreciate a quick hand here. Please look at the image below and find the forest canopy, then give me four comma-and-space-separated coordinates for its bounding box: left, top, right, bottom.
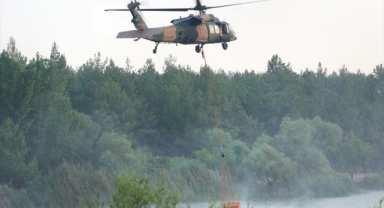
0, 37, 384, 207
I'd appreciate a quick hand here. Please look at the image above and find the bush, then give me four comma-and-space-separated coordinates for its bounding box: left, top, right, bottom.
295, 174, 356, 198
110, 173, 180, 208
0, 185, 33, 208
166, 157, 221, 202
27, 163, 112, 208
358, 172, 384, 190
373, 198, 383, 208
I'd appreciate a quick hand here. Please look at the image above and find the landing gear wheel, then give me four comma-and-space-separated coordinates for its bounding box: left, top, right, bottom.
222, 42, 228, 50
195, 45, 201, 53
153, 42, 159, 54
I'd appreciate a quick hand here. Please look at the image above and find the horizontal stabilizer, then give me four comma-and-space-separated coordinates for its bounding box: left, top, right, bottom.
116, 27, 163, 39
117, 30, 142, 39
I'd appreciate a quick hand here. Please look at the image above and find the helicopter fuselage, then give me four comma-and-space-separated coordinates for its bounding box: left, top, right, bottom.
117, 14, 237, 45
151, 23, 236, 45
106, 0, 268, 53
108, 1, 242, 53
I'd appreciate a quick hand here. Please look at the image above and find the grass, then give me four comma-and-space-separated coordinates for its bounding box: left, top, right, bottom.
372, 198, 383, 208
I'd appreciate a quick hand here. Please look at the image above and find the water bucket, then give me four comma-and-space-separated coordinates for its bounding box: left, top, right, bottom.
223, 202, 241, 208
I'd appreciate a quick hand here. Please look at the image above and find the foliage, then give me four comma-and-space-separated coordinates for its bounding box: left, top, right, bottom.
338, 132, 372, 178
1, 37, 384, 205
372, 198, 383, 208
358, 172, 384, 190
0, 185, 33, 208
166, 157, 220, 202
254, 117, 332, 176
110, 173, 180, 208
82, 187, 105, 208
295, 174, 356, 198
244, 143, 296, 193
27, 163, 112, 208
0, 118, 37, 187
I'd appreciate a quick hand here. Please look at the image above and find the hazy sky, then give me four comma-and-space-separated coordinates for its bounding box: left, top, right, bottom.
0, 0, 383, 74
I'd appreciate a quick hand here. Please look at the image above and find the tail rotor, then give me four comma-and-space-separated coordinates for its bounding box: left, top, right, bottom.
132, 0, 148, 26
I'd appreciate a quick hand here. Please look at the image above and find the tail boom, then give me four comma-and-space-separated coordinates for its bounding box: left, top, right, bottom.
116, 27, 163, 41
116, 26, 178, 43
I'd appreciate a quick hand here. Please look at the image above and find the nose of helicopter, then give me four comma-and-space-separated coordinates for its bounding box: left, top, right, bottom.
231, 31, 237, 41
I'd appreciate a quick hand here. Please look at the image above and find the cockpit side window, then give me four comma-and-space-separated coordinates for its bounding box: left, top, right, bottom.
222, 24, 228, 34
214, 25, 220, 34
209, 24, 215, 34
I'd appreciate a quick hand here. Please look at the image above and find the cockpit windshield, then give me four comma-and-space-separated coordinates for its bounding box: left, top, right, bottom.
222, 23, 233, 34
227, 24, 233, 32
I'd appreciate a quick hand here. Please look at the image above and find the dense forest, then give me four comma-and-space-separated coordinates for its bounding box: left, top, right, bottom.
1, 37, 384, 207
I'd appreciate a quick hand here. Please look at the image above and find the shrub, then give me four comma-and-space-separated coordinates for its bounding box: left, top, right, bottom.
358, 172, 384, 190
295, 173, 356, 198
166, 157, 221, 202
110, 173, 180, 208
373, 198, 383, 208
0, 185, 33, 208
27, 163, 112, 208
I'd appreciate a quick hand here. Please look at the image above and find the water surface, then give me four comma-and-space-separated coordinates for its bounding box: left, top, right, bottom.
187, 191, 384, 208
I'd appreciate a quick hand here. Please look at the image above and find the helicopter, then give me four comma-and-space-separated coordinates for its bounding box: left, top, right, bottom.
105, 0, 269, 54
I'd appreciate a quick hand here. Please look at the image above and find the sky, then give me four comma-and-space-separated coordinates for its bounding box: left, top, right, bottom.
0, 0, 383, 74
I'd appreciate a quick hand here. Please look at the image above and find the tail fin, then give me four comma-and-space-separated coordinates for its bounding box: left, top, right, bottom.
128, 1, 148, 30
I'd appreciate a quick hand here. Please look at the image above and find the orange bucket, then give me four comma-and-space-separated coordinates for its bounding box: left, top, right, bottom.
223, 202, 241, 208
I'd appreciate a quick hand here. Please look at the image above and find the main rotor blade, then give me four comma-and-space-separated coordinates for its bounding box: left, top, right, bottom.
105, 9, 130, 11
206, 0, 270, 10
116, 0, 270, 12
138, 8, 192, 12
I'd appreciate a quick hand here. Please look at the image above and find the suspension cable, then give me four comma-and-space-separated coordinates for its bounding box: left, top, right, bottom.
201, 48, 240, 207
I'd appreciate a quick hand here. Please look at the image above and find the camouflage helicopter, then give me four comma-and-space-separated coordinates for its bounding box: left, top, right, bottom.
105, 0, 269, 54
